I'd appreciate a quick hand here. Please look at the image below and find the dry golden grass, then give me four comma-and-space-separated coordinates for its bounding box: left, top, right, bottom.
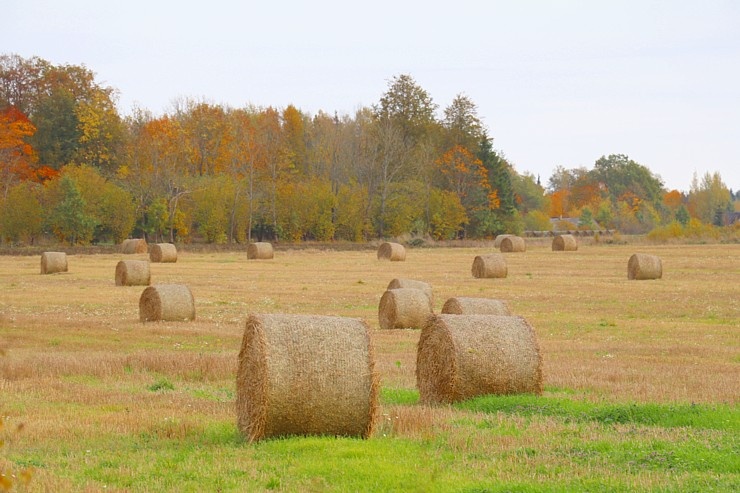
0, 242, 738, 463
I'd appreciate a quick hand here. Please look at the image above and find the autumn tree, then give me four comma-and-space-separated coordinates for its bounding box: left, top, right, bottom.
442, 94, 485, 152
688, 171, 731, 225
0, 106, 38, 197
375, 74, 438, 146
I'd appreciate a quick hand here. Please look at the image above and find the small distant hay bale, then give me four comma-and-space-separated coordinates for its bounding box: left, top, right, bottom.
493, 234, 515, 248
552, 234, 578, 251
378, 288, 433, 330
416, 314, 543, 404
441, 297, 511, 316
139, 284, 195, 322
121, 238, 148, 254
377, 242, 406, 261
471, 254, 507, 279
628, 253, 662, 280
40, 252, 67, 274
387, 278, 433, 304
236, 313, 379, 442
150, 243, 177, 263
247, 242, 274, 260
115, 260, 151, 286
500, 236, 526, 253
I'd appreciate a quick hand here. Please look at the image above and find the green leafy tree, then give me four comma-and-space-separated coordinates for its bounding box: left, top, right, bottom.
675, 204, 690, 226
0, 181, 43, 244
579, 206, 594, 229
592, 154, 664, 204
47, 175, 97, 244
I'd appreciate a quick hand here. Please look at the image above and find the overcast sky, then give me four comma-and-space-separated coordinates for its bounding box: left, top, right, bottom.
4, 0, 739, 192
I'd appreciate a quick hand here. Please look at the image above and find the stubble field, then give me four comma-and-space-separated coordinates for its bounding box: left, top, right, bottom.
1, 240, 738, 492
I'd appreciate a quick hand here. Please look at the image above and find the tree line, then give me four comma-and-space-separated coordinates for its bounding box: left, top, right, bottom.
0, 54, 735, 246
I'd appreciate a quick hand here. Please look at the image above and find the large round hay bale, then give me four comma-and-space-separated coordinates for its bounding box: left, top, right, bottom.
628, 253, 662, 280
441, 297, 511, 316
552, 234, 578, 251
236, 314, 379, 442
416, 314, 543, 404
493, 234, 515, 248
139, 284, 195, 322
40, 252, 68, 275
471, 254, 507, 279
387, 278, 433, 304
500, 236, 526, 253
378, 288, 433, 330
121, 238, 148, 254
377, 242, 406, 261
150, 243, 177, 263
247, 242, 274, 260
115, 260, 151, 286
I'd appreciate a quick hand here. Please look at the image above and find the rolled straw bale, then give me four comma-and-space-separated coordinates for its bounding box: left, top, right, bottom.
121, 238, 148, 254
378, 288, 433, 330
150, 243, 178, 263
552, 234, 578, 251
627, 253, 662, 280
471, 254, 507, 279
493, 234, 515, 248
236, 313, 379, 442
139, 284, 195, 322
377, 242, 406, 261
247, 242, 274, 260
500, 236, 526, 253
387, 278, 433, 305
441, 297, 511, 316
416, 314, 543, 404
40, 252, 68, 274
115, 260, 151, 286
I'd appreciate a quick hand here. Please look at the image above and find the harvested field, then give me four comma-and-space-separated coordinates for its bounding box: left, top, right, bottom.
0, 241, 738, 491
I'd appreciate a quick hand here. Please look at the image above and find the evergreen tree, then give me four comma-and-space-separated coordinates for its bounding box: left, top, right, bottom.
47, 175, 97, 244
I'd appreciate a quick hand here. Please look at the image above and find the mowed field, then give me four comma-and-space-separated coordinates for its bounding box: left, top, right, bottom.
1, 241, 738, 492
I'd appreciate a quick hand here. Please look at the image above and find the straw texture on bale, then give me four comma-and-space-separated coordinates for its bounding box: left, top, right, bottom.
40, 252, 68, 274
377, 242, 406, 261
378, 287, 433, 330
552, 234, 578, 251
628, 253, 663, 280
150, 243, 177, 263
139, 284, 195, 322
247, 242, 274, 260
115, 260, 151, 286
500, 236, 526, 253
236, 314, 379, 442
387, 278, 433, 304
493, 234, 515, 248
441, 297, 511, 316
121, 238, 148, 254
471, 254, 507, 279
416, 314, 543, 404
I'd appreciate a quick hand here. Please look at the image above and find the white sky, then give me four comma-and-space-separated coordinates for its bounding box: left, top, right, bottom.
4, 0, 739, 192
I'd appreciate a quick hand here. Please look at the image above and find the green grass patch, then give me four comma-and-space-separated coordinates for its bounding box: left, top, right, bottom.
457, 394, 739, 431
380, 387, 419, 405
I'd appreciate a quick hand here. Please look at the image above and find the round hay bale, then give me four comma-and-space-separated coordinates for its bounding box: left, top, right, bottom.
40, 252, 68, 274
150, 243, 177, 263
115, 260, 151, 286
386, 278, 433, 305
377, 242, 406, 261
378, 288, 433, 330
121, 238, 148, 254
139, 284, 195, 322
441, 297, 511, 316
628, 253, 662, 280
471, 254, 507, 279
236, 313, 379, 442
493, 234, 515, 248
552, 234, 578, 251
500, 236, 526, 253
247, 242, 274, 260
416, 314, 543, 404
